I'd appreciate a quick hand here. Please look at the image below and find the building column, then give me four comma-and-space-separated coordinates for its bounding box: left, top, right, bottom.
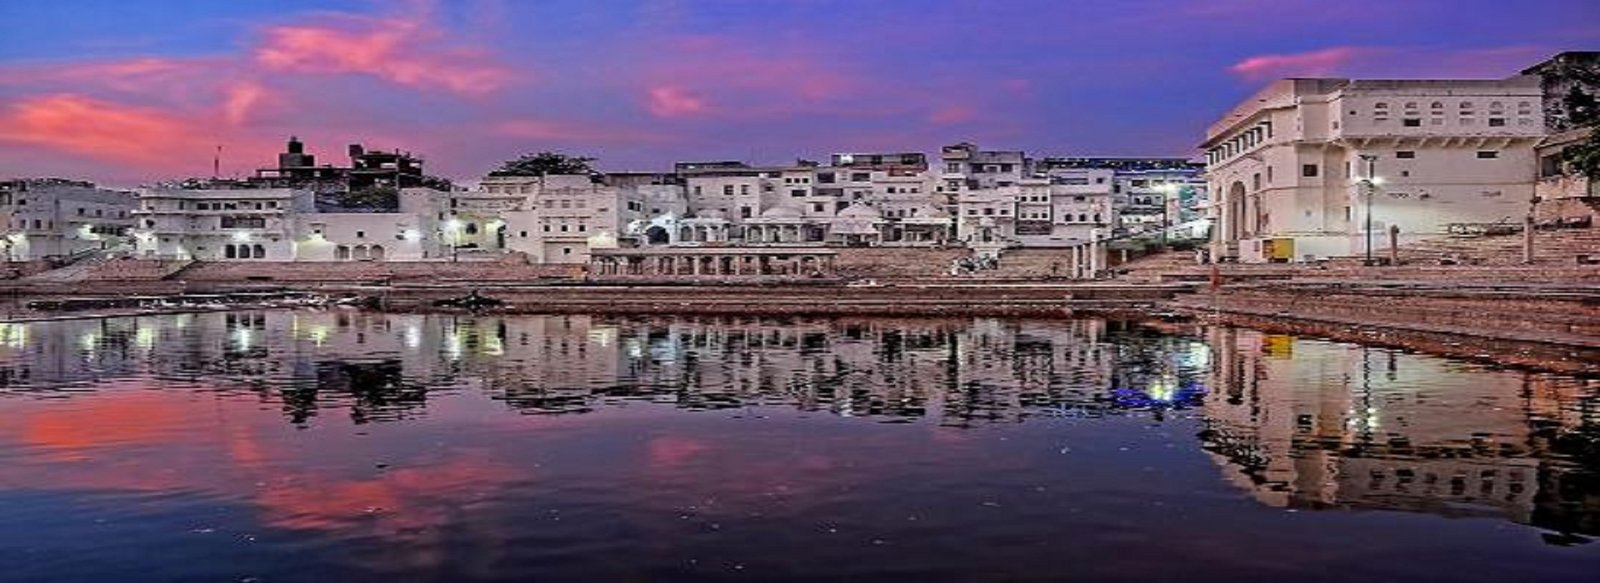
1088, 229, 1104, 277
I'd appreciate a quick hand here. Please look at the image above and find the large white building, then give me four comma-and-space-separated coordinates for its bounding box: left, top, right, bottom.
1203, 76, 1545, 262
131, 186, 446, 261
0, 179, 137, 261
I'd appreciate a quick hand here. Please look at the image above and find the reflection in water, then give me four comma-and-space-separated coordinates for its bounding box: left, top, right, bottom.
0, 311, 1595, 581
1200, 327, 1600, 544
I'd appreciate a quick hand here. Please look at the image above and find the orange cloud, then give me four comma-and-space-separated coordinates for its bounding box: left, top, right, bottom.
255, 16, 512, 95
1227, 46, 1369, 80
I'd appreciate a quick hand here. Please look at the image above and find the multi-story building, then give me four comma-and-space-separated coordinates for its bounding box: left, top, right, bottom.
1203, 76, 1545, 262
131, 186, 445, 261
0, 179, 137, 261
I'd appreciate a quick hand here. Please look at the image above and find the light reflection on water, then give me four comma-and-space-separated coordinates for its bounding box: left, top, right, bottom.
0, 311, 1595, 582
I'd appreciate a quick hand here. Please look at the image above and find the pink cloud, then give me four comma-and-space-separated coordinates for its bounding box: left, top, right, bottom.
222, 81, 266, 126
494, 118, 668, 143
254, 16, 513, 95
1228, 46, 1369, 80
0, 94, 221, 167
928, 105, 977, 125
0, 93, 282, 179
636, 35, 860, 119
1228, 45, 1556, 82
645, 86, 709, 118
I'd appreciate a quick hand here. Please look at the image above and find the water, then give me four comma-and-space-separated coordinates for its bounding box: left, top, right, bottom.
0, 311, 1595, 582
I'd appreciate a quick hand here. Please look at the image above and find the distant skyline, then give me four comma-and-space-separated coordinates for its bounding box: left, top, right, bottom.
2, 0, 1596, 186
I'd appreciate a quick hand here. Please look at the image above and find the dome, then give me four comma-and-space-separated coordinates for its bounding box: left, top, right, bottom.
836, 204, 882, 220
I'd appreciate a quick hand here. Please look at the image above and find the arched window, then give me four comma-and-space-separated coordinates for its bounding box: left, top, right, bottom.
252, 244, 265, 259
1431, 102, 1444, 109
1404, 102, 1418, 110
224, 244, 236, 259
1460, 101, 1474, 109
1374, 102, 1389, 110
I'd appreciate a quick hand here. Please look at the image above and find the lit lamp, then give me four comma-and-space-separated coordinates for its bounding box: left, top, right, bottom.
1355, 154, 1382, 265
1156, 183, 1179, 244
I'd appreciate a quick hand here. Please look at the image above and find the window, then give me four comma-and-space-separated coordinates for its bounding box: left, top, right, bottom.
1488, 118, 1506, 127
355, 230, 365, 239
1477, 151, 1499, 159
1403, 118, 1421, 127
1396, 151, 1416, 159
1302, 164, 1319, 178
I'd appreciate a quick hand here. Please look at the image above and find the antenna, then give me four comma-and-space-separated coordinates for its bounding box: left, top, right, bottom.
213, 145, 223, 179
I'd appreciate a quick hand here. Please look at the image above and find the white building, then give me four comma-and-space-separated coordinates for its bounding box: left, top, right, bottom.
1203, 76, 1545, 262
0, 179, 137, 261
131, 186, 445, 261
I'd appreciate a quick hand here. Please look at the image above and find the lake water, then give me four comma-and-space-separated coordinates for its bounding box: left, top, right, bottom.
0, 311, 1595, 582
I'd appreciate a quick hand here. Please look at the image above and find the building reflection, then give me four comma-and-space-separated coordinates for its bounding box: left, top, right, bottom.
0, 312, 1213, 425
0, 311, 1594, 541
1200, 326, 1599, 542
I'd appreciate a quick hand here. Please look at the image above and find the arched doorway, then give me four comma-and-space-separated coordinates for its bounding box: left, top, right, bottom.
370, 245, 385, 261
644, 226, 670, 245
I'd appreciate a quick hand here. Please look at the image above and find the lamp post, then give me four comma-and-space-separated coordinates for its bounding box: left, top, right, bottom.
1157, 183, 1176, 248
1358, 154, 1379, 266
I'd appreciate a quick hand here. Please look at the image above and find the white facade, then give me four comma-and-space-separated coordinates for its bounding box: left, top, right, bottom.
1204, 77, 1544, 262
0, 179, 137, 261
132, 187, 447, 261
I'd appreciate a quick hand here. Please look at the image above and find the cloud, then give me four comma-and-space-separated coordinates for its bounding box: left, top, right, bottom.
1227, 46, 1369, 80
254, 15, 513, 95
636, 35, 859, 119
1227, 45, 1551, 82
494, 118, 668, 143
0, 94, 223, 168
928, 105, 977, 125
644, 86, 708, 118
222, 81, 266, 125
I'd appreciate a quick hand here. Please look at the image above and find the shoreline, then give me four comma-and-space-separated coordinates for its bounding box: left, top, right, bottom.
3, 279, 1596, 376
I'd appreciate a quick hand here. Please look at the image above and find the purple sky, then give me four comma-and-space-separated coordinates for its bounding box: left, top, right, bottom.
1, 0, 1596, 185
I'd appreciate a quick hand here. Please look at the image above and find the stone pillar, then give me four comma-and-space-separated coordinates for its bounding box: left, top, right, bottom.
1389, 225, 1400, 266
1089, 229, 1104, 277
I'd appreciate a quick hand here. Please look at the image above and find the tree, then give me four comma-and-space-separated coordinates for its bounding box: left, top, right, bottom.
489, 152, 597, 177
1555, 59, 1600, 180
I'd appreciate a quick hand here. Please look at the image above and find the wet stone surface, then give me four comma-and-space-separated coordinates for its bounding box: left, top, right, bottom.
0, 311, 1596, 582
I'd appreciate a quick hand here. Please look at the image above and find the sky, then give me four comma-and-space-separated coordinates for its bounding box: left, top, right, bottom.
1, 0, 1596, 185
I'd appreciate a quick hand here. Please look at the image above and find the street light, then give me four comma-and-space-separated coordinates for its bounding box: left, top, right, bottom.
1156, 183, 1179, 247
1357, 154, 1381, 265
